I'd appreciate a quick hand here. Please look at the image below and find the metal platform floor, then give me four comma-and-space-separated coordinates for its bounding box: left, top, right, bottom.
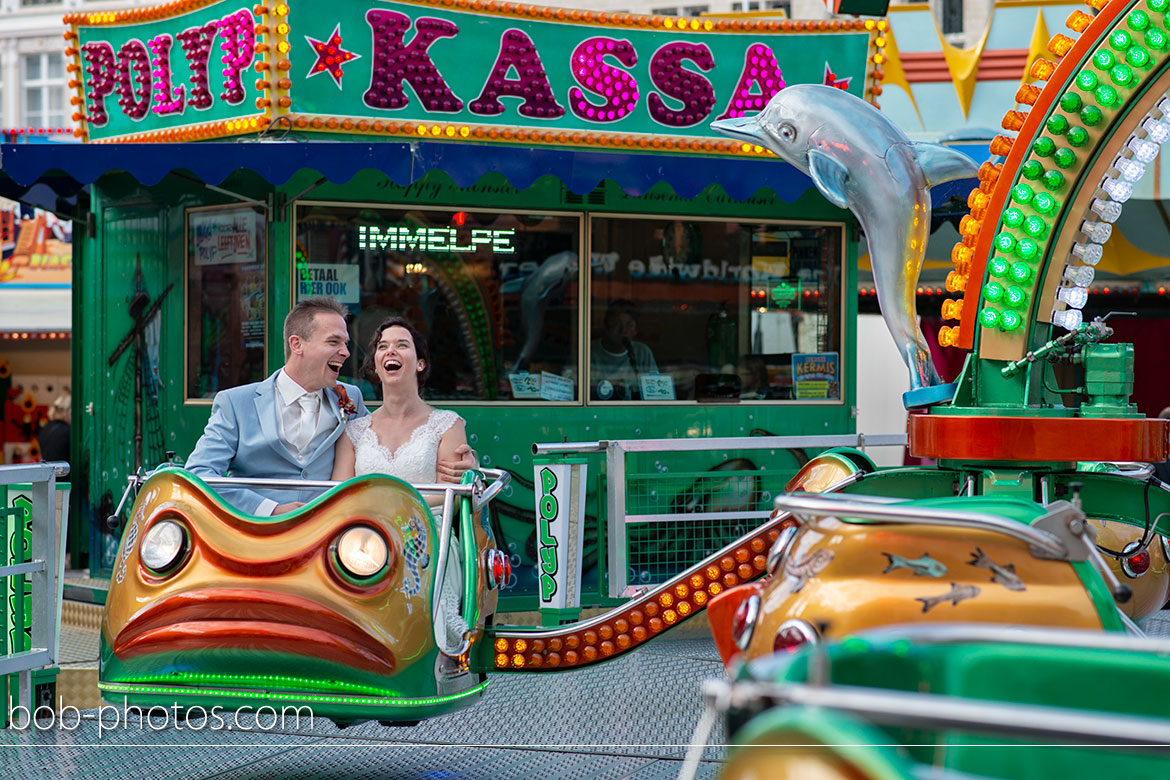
1, 635, 727, 780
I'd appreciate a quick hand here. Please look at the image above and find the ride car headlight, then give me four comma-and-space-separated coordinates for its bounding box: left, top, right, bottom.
140, 519, 187, 573
336, 526, 389, 579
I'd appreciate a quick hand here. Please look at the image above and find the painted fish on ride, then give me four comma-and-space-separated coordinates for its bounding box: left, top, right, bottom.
99, 469, 501, 724
711, 84, 977, 396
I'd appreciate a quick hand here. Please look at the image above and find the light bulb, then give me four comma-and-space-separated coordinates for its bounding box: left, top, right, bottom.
1090, 198, 1122, 223
1101, 177, 1133, 203
1058, 285, 1089, 309
1052, 308, 1084, 331
1115, 156, 1146, 181
1143, 117, 1170, 144
1128, 136, 1159, 162
1072, 242, 1104, 265
1159, 96, 1170, 117
1063, 264, 1096, 287
1081, 220, 1113, 243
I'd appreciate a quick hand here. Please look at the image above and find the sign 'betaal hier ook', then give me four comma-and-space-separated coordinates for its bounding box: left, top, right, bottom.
65, 0, 883, 151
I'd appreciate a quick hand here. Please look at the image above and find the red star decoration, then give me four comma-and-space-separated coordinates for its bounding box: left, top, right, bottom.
305, 24, 359, 88
823, 63, 852, 91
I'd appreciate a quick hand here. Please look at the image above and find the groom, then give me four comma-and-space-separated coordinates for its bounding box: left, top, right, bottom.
187, 297, 473, 515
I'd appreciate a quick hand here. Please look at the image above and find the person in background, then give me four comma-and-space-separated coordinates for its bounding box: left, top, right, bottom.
591, 299, 659, 400
37, 393, 70, 479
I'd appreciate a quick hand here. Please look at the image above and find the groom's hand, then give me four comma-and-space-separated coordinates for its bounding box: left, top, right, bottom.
437, 445, 478, 483
274, 501, 306, 514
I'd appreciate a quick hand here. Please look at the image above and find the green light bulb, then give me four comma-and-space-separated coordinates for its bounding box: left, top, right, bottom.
1094, 50, 1116, 69
1054, 148, 1077, 169
1150, 0, 1168, 12
985, 282, 1005, 302
1060, 92, 1083, 112
1000, 310, 1023, 331
1005, 286, 1028, 308
995, 232, 1016, 253
1023, 215, 1047, 238
1033, 191, 1057, 213
1066, 126, 1089, 146
1012, 183, 1034, 204
1047, 115, 1069, 135
1021, 160, 1044, 180
1146, 28, 1167, 51
1081, 105, 1103, 126
1128, 9, 1149, 31
1003, 207, 1025, 227
1127, 46, 1150, 67
1016, 238, 1039, 260
1096, 84, 1120, 106
1111, 29, 1133, 50
1109, 65, 1132, 86
980, 308, 1001, 328
1042, 169, 1065, 190
1033, 137, 1056, 157
1077, 70, 1099, 91
990, 256, 1010, 277
1009, 261, 1032, 282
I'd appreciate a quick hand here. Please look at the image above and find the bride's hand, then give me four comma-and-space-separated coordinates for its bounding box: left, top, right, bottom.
437, 444, 477, 483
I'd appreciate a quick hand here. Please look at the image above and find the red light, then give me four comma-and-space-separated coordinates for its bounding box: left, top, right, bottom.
453, 211, 467, 226
774, 625, 809, 653
1122, 542, 1150, 578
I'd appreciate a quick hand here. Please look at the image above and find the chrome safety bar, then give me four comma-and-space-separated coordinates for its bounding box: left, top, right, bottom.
773, 492, 1068, 560
705, 678, 1170, 750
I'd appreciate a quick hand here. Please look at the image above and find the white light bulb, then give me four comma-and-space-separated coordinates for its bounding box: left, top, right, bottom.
1057, 285, 1089, 309
1115, 157, 1146, 182
1090, 198, 1122, 223
1101, 178, 1133, 203
1072, 242, 1103, 265
1128, 136, 1159, 162
1080, 220, 1113, 243
1143, 117, 1170, 144
1063, 264, 1095, 287
1052, 308, 1083, 331
1160, 96, 1170, 117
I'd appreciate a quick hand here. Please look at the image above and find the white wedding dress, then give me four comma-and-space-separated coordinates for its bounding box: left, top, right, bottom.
345, 409, 468, 653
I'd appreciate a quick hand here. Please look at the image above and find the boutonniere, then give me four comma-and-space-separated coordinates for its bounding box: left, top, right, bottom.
334, 385, 359, 419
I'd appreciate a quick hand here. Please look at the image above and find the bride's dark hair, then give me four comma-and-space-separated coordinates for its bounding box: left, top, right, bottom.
362, 317, 431, 387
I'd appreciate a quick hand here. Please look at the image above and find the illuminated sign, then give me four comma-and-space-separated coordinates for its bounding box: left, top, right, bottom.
66, 0, 878, 145
357, 225, 515, 253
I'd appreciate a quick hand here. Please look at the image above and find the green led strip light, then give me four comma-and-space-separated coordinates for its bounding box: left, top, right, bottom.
98, 679, 489, 708
107, 672, 390, 695
978, 2, 1167, 355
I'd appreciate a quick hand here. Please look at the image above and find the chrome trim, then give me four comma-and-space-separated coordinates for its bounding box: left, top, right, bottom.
773, 493, 1068, 560
472, 469, 510, 512
773, 618, 819, 652
720, 680, 1170, 750
734, 594, 761, 651
535, 433, 908, 457
1120, 540, 1149, 579
765, 525, 798, 576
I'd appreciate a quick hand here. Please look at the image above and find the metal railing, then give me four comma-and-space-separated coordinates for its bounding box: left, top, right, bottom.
1, 461, 69, 715
534, 433, 908, 598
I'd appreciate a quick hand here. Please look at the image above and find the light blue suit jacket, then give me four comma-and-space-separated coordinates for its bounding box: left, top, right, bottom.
185, 371, 370, 515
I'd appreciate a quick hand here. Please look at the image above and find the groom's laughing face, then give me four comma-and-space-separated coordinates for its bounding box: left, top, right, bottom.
290, 312, 350, 391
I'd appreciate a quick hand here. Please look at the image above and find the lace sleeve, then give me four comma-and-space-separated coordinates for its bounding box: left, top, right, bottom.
345, 416, 370, 446
429, 409, 463, 437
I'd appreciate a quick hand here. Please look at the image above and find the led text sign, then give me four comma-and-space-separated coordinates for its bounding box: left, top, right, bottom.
357, 225, 516, 253
67, 0, 876, 145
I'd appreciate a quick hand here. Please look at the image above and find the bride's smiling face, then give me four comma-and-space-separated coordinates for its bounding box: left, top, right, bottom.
374, 325, 424, 387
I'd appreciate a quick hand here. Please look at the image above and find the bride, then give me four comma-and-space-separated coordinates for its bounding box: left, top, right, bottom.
332, 316, 470, 652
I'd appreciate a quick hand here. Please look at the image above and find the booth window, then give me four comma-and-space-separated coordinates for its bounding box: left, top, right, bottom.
294, 204, 581, 403
185, 204, 268, 399
589, 216, 843, 402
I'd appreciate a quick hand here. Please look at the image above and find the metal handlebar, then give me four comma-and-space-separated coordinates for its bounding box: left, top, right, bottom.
773, 493, 1068, 560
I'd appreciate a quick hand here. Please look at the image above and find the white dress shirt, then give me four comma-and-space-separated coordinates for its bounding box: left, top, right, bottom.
254, 370, 333, 516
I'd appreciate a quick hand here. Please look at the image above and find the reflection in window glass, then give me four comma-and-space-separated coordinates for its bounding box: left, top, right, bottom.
589, 217, 842, 402
294, 205, 581, 402
186, 205, 267, 398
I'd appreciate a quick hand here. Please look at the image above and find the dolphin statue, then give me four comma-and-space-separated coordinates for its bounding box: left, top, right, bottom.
711, 85, 978, 392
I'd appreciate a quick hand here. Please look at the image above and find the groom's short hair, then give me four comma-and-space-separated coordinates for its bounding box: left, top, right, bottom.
284, 297, 349, 360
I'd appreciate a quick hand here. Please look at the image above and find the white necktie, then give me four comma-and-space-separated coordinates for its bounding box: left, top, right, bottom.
294, 393, 319, 454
